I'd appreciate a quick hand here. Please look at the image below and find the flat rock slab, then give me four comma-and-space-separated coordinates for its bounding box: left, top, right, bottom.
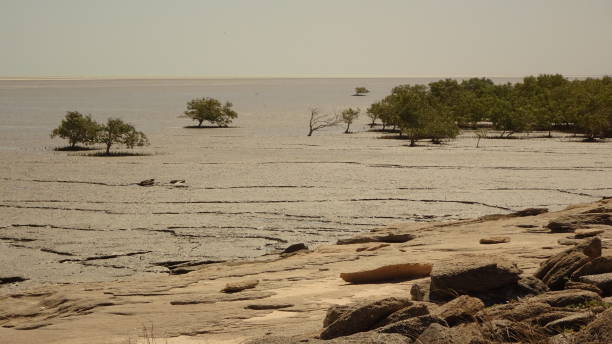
245, 303, 294, 310
479, 237, 511, 244
221, 279, 259, 293
579, 272, 612, 296
337, 233, 415, 245
574, 228, 605, 238
340, 263, 432, 284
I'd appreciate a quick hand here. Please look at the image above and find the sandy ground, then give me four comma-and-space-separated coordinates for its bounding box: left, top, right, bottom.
0, 198, 610, 344
0, 129, 611, 291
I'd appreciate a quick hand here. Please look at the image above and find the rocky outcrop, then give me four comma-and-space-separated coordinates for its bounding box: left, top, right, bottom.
572, 308, 612, 343
547, 213, 611, 232
572, 256, 612, 278
377, 315, 447, 340
378, 303, 432, 326
431, 295, 484, 326
415, 323, 484, 344
340, 263, 432, 284
544, 311, 595, 333
320, 297, 413, 339
574, 228, 605, 238
429, 255, 522, 300
534, 237, 601, 289
579, 273, 612, 296
529, 289, 602, 307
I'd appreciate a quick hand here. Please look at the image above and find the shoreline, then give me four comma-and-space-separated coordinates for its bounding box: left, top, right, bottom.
1, 198, 610, 343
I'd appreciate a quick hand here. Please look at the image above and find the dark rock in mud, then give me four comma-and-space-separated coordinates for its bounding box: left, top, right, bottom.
337, 233, 415, 245
0, 276, 28, 284
512, 208, 548, 217
281, 243, 308, 254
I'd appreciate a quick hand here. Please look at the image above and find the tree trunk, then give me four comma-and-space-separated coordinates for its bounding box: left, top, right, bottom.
307, 129, 314, 137
198, 120, 203, 127
476, 136, 481, 148
344, 123, 350, 134
410, 138, 416, 147
106, 143, 111, 155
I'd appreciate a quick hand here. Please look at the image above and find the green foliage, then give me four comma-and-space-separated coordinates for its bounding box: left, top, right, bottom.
96, 118, 149, 155
369, 74, 611, 143
354, 87, 370, 96
51, 111, 100, 148
184, 97, 238, 127
341, 107, 360, 133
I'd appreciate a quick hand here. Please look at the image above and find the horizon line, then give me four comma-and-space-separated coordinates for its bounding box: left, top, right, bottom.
0, 73, 609, 81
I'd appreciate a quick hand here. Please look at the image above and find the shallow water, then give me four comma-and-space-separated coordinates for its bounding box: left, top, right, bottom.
0, 78, 610, 289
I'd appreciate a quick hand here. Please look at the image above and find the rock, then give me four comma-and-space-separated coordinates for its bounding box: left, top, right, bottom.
529, 289, 602, 307
528, 310, 577, 326
481, 319, 545, 343
547, 213, 611, 232
221, 279, 259, 293
574, 228, 605, 238
415, 323, 485, 344
572, 308, 612, 343
281, 243, 308, 254
340, 263, 432, 284
534, 237, 601, 290
169, 179, 185, 184
558, 238, 580, 246
411, 282, 428, 301
0, 276, 28, 284
246, 332, 411, 344
245, 303, 293, 310
337, 232, 415, 245
137, 178, 155, 186
378, 303, 432, 326
544, 312, 595, 333
377, 315, 447, 340
432, 295, 484, 326
324, 304, 355, 328
572, 256, 612, 278
429, 255, 522, 300
512, 208, 548, 217
579, 273, 612, 296
476, 301, 553, 322
170, 291, 275, 305
320, 297, 413, 339
479, 237, 510, 244
564, 281, 603, 295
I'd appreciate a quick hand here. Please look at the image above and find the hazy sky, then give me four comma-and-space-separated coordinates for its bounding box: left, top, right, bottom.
1, 0, 611, 78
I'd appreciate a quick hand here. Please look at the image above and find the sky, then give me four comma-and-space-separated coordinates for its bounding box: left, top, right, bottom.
1, 0, 611, 78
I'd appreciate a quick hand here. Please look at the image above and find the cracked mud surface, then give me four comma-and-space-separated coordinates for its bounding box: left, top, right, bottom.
1, 78, 611, 292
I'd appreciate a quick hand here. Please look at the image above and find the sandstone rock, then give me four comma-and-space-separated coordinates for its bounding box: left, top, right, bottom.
572, 256, 612, 278
479, 237, 510, 244
547, 213, 611, 232
245, 303, 293, 310
415, 323, 484, 344
574, 228, 605, 238
429, 255, 522, 300
476, 301, 553, 322
579, 272, 612, 296
529, 289, 602, 307
378, 303, 431, 326
572, 307, 612, 343
377, 315, 447, 340
340, 263, 432, 284
512, 208, 548, 217
558, 238, 580, 246
320, 297, 413, 339
564, 281, 603, 295
281, 243, 308, 254
324, 304, 355, 328
481, 319, 545, 343
246, 332, 411, 344
221, 279, 259, 293
337, 233, 415, 245
534, 237, 601, 289
432, 295, 484, 326
544, 312, 595, 333
411, 282, 428, 301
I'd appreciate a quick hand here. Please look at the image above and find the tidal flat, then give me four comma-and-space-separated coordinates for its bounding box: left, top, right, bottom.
0, 78, 610, 291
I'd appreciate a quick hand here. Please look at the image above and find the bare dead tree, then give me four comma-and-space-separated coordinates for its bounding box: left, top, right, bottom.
307, 108, 341, 136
